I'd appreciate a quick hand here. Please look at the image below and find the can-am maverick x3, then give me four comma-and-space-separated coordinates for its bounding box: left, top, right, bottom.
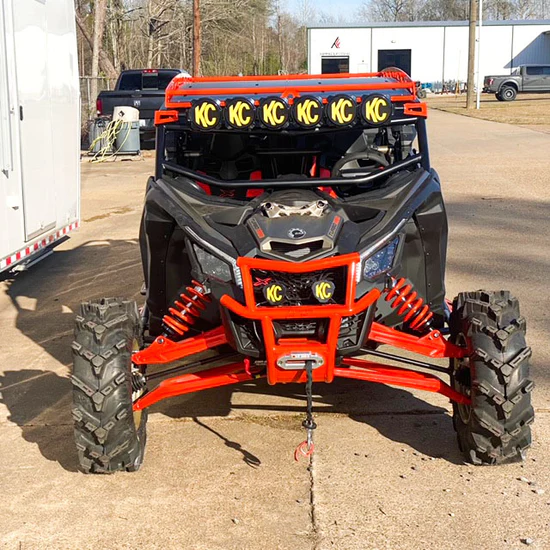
71, 69, 533, 472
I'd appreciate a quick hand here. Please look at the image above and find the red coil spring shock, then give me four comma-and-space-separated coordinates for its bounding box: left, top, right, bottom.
384, 277, 434, 331
163, 280, 211, 336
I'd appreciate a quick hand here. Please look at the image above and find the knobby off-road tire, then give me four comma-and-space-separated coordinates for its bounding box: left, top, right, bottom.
72, 298, 147, 473
450, 291, 534, 465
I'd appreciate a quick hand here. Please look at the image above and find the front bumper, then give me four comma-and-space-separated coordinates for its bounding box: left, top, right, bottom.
220, 253, 380, 384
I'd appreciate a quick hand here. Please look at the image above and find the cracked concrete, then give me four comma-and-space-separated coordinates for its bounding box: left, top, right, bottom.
1, 110, 549, 549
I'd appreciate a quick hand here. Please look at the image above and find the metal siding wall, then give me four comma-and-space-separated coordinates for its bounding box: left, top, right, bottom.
479, 26, 514, 76
371, 26, 445, 82
310, 23, 550, 83
442, 27, 468, 83
511, 24, 550, 67
308, 28, 372, 73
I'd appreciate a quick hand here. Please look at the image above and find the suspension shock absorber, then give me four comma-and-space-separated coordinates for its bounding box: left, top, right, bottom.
162, 280, 211, 336
383, 277, 434, 331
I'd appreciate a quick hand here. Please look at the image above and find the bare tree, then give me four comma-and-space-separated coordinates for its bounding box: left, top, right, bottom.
90, 0, 108, 107
193, 0, 202, 75
75, 12, 118, 78
359, 0, 423, 21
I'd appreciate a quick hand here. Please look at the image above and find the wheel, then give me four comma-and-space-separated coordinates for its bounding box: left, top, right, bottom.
449, 291, 534, 465
495, 92, 504, 102
499, 86, 517, 102
71, 298, 148, 473
417, 88, 427, 99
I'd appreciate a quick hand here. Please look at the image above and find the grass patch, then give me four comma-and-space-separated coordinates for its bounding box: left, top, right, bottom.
427, 93, 550, 128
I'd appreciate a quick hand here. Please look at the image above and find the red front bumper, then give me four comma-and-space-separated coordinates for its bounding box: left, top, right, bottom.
132, 253, 470, 411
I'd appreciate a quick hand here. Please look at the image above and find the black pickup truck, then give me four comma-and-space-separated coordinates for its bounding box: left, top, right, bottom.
483, 64, 550, 101
96, 69, 187, 136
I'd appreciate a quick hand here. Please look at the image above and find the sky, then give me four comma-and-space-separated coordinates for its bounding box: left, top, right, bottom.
287, 0, 365, 21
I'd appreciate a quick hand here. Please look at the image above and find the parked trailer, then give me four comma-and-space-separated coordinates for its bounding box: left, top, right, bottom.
0, 0, 80, 273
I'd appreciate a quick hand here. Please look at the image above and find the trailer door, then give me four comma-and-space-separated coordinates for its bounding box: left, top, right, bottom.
13, 0, 57, 241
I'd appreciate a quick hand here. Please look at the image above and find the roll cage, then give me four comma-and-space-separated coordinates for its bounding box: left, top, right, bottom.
153, 69, 430, 191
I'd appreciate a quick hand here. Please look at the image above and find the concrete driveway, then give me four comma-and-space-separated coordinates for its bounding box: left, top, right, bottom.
1, 111, 549, 549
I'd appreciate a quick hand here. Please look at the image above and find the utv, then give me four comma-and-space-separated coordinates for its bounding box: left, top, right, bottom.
71, 70, 534, 473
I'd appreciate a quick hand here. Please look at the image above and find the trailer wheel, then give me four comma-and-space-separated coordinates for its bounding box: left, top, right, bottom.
71, 298, 147, 473
449, 291, 534, 465
499, 86, 517, 101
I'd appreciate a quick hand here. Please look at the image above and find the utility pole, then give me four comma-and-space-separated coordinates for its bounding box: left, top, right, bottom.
466, 0, 478, 109
476, 0, 483, 110
193, 0, 201, 77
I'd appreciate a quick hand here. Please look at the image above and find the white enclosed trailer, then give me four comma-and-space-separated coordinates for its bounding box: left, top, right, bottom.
0, 0, 80, 272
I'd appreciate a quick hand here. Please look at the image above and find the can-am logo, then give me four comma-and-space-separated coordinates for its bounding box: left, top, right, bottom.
288, 228, 306, 239
331, 37, 341, 49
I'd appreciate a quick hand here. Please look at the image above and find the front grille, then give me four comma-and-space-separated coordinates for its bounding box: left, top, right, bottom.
338, 313, 367, 349
273, 319, 328, 341
251, 266, 347, 306
269, 240, 325, 260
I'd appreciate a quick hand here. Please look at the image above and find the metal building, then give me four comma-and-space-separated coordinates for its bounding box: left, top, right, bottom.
308, 20, 550, 85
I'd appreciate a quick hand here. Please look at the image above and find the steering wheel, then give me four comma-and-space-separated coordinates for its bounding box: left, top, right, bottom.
331, 150, 389, 178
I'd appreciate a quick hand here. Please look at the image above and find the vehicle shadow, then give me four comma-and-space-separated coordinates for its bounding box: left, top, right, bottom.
2, 238, 143, 368
153, 377, 463, 465
0, 369, 79, 472
6, 190, 548, 472
1, 239, 143, 472
0, 234, 475, 471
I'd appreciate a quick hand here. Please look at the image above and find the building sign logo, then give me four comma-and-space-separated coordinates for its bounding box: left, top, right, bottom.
331, 37, 341, 49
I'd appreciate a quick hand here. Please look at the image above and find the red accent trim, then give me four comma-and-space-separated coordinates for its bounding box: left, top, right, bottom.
220, 253, 381, 384
0, 221, 79, 271
165, 71, 417, 109
336, 358, 470, 405
246, 171, 264, 198
403, 102, 428, 118
368, 322, 466, 358
133, 362, 259, 411
132, 326, 227, 365
197, 182, 212, 195
249, 170, 263, 180
309, 156, 318, 177
154, 109, 179, 125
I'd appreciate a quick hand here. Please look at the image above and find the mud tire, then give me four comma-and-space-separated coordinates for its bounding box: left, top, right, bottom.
71, 298, 147, 473
450, 291, 534, 465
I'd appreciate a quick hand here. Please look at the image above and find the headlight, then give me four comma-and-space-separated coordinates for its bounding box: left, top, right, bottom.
186, 227, 243, 286
362, 237, 400, 281
193, 244, 233, 282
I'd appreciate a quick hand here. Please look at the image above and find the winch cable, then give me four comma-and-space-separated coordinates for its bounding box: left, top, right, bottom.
294, 360, 317, 461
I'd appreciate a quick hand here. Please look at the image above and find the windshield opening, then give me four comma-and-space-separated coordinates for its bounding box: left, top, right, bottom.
161, 123, 420, 199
